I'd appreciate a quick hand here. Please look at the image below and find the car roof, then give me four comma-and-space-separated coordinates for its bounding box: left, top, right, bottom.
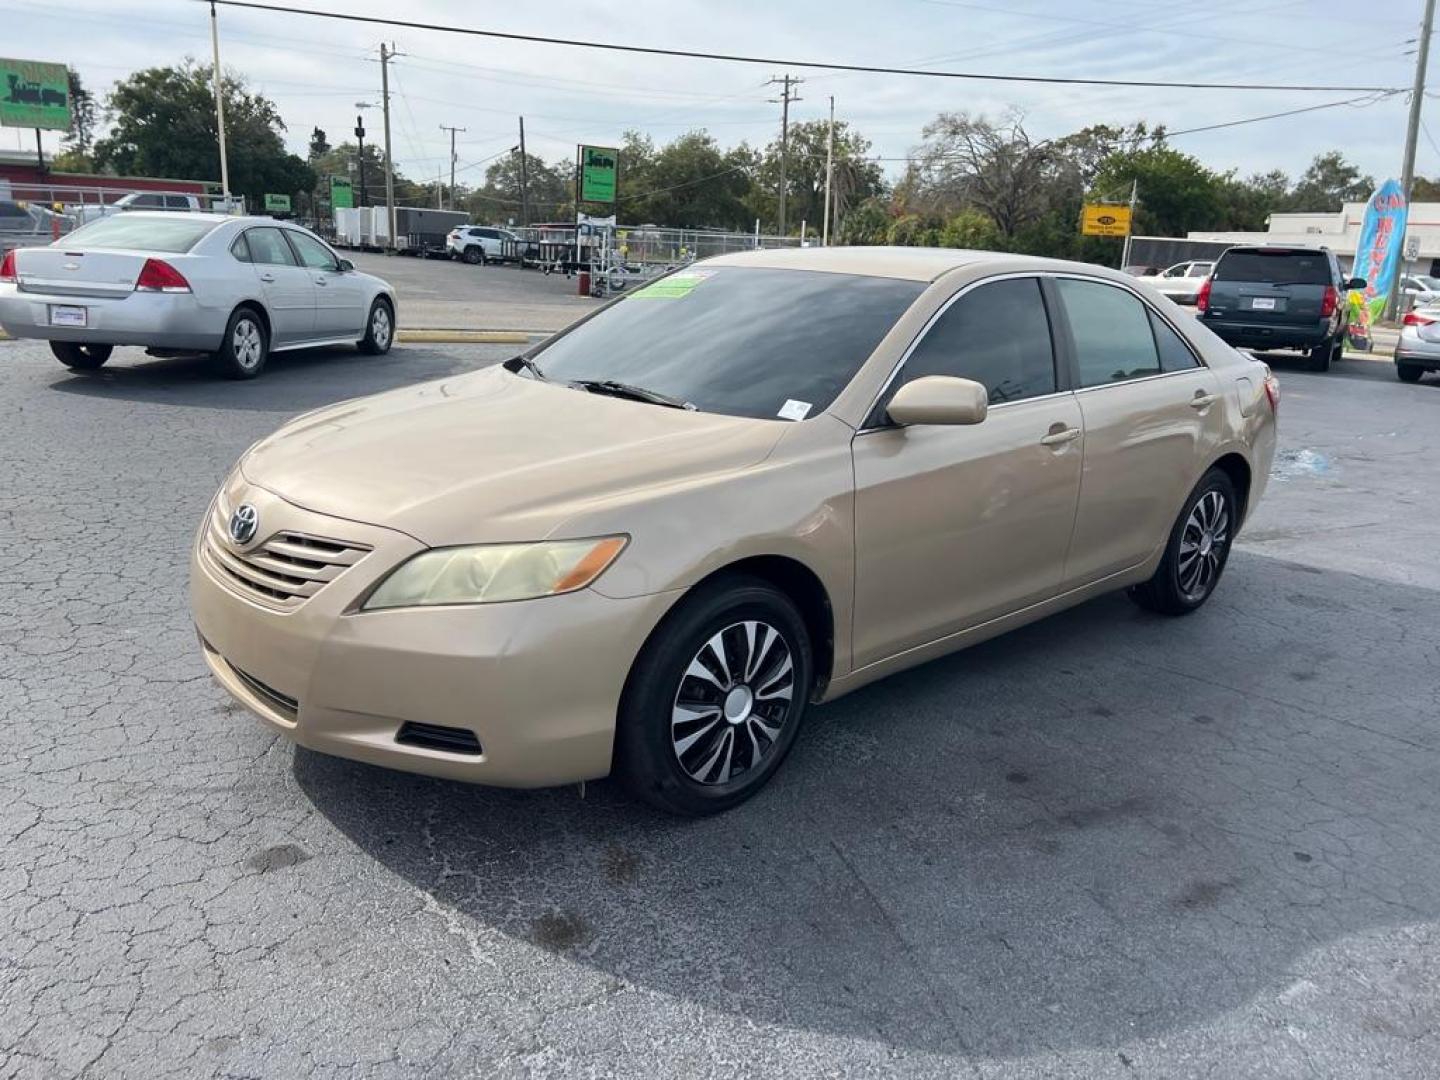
703, 245, 1127, 282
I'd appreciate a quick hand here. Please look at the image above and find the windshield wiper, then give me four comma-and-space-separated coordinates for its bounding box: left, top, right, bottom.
505, 355, 548, 381
570, 379, 696, 410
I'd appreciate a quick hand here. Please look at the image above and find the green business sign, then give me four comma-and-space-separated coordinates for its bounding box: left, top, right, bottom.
580, 145, 618, 203
0, 58, 70, 131
330, 176, 354, 210
264, 193, 292, 212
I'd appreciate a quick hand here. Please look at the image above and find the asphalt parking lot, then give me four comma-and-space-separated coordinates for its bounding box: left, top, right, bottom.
3, 340, 1440, 1079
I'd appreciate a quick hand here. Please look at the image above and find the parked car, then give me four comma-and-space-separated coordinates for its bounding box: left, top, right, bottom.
190, 247, 1278, 815
1394, 303, 1440, 382
1150, 260, 1214, 305
1122, 264, 1161, 277
447, 224, 517, 264
1197, 245, 1361, 372
69, 191, 243, 226
0, 199, 72, 252
1399, 273, 1440, 306
0, 211, 396, 379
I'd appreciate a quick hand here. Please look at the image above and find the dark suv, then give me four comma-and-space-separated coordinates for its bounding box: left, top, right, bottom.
1197, 245, 1363, 372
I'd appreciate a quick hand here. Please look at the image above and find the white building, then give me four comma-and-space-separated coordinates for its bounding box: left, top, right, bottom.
1187, 202, 1440, 276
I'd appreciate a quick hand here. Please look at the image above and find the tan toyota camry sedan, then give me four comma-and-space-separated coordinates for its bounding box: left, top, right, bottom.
191, 247, 1278, 815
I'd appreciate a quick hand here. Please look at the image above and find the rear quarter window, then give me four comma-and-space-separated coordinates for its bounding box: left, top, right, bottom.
1215, 251, 1331, 285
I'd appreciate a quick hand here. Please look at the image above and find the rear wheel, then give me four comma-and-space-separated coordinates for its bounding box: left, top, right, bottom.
358, 297, 394, 355
615, 576, 812, 816
1127, 469, 1237, 616
1397, 363, 1424, 383
50, 342, 113, 371
214, 307, 268, 380
1306, 340, 1332, 372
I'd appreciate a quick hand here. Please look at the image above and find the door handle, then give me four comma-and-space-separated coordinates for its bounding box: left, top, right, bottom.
1190, 392, 1219, 410
314, 276, 328, 286
1040, 426, 1081, 447
258, 272, 275, 283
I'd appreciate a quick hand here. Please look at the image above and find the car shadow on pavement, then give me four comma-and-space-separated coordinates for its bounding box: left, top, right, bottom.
294, 551, 1440, 1058
45, 344, 478, 412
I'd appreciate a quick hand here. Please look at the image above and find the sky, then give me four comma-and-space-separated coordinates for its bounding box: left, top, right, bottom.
6, 0, 1437, 198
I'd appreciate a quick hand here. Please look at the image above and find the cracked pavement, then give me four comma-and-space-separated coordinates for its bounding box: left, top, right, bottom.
2, 340, 1439, 1078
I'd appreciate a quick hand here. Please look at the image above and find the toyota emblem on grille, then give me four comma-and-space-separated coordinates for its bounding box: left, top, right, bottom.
228, 504, 259, 546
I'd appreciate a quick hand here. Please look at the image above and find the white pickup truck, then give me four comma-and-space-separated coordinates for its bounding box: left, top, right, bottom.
70, 192, 243, 225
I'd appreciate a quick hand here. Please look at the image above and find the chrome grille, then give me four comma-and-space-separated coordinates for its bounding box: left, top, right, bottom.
203, 504, 370, 610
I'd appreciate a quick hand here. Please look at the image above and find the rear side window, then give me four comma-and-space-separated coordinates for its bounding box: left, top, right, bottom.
894, 277, 1057, 406
1215, 250, 1331, 285
128, 194, 164, 208
64, 215, 220, 253
1055, 278, 1161, 387
164, 195, 192, 210
245, 227, 299, 266
1150, 311, 1200, 372
230, 235, 252, 263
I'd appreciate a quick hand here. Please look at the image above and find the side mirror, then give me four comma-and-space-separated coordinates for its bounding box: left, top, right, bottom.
1345, 276, 1366, 290
337, 259, 354, 273
886, 376, 988, 427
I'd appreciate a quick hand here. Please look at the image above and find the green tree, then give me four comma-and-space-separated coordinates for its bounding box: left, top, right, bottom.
467, 151, 569, 222
1284, 151, 1374, 210
1090, 144, 1227, 237
749, 119, 884, 236
94, 61, 314, 208
57, 70, 98, 168
619, 130, 753, 229
307, 126, 331, 161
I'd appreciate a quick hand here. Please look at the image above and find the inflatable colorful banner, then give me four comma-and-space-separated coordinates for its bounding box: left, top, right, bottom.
1349, 179, 1408, 347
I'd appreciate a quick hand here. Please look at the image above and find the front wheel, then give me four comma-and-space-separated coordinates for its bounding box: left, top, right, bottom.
50, 341, 112, 371
462, 246, 483, 265
1397, 363, 1424, 383
615, 577, 813, 816
358, 297, 394, 355
214, 308, 268, 379
1127, 469, 1238, 616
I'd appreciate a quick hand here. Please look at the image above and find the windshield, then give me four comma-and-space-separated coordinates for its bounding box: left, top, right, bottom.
61, 215, 220, 253
531, 266, 925, 420
1415, 275, 1440, 290
1214, 250, 1331, 285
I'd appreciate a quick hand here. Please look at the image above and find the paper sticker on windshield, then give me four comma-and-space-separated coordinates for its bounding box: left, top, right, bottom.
631, 269, 714, 299
778, 399, 812, 421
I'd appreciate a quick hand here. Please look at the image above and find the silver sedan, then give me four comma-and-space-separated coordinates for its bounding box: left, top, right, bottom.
0, 212, 397, 379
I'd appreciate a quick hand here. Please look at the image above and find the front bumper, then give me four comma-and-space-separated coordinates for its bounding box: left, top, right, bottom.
1201, 316, 1331, 351
0, 284, 224, 350
190, 478, 679, 788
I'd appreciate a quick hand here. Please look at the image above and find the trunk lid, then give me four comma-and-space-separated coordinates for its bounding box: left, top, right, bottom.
14, 247, 151, 299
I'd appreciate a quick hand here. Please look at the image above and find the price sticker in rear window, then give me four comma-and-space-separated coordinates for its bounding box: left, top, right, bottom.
631, 270, 714, 300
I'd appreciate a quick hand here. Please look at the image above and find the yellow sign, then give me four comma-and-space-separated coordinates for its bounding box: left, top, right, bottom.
1081, 204, 1132, 237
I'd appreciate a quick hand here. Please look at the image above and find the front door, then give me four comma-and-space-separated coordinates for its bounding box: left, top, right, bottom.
851, 276, 1084, 669
286, 229, 368, 338
242, 226, 315, 344
1050, 277, 1226, 586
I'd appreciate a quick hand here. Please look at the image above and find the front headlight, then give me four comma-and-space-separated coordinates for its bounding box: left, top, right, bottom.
360, 536, 627, 611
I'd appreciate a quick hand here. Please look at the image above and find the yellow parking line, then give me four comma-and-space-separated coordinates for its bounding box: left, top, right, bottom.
397, 329, 535, 344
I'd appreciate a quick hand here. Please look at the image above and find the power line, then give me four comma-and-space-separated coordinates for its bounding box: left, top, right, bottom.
200, 0, 1404, 93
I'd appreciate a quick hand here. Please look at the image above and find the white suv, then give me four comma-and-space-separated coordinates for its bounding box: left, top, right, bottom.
447, 225, 516, 265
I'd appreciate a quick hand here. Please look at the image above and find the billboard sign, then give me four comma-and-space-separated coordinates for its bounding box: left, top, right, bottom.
1081, 204, 1131, 237
580, 145, 619, 203
0, 58, 70, 131
330, 176, 354, 210
1351, 179, 1408, 334
264, 193, 292, 213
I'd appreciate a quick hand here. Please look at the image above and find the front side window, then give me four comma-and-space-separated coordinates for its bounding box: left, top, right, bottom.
1055, 278, 1162, 388
532, 266, 925, 420
287, 230, 338, 270
889, 277, 1056, 408
245, 227, 299, 266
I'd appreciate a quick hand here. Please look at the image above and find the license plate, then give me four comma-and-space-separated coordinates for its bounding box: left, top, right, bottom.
1250, 297, 1277, 311
49, 304, 87, 327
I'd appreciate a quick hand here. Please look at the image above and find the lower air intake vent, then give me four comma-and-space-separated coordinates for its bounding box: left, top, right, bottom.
396, 721, 483, 756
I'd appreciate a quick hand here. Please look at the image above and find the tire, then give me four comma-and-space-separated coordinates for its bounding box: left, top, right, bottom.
213, 307, 268, 380
1306, 340, 1332, 372
1330, 336, 1344, 364
1127, 469, 1238, 616
50, 342, 112, 371
461, 246, 483, 265
1397, 363, 1424, 383
358, 297, 394, 355
615, 576, 813, 816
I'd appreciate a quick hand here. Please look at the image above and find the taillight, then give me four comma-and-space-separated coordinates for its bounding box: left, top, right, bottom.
134, 258, 191, 293
0, 250, 15, 283
1403, 310, 1438, 326
1263, 370, 1280, 414
1195, 276, 1212, 312
1320, 285, 1338, 318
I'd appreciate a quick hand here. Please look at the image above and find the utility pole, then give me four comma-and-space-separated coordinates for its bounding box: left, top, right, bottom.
354, 113, 368, 207
1119, 178, 1139, 271
439, 123, 465, 210
767, 74, 802, 236
1386, 0, 1437, 321
208, 1, 230, 204
822, 95, 835, 246
379, 43, 400, 252
518, 116, 530, 226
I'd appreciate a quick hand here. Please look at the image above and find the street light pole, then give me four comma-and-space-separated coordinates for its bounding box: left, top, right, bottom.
822, 95, 835, 247
1386, 0, 1437, 321
208, 1, 230, 205
379, 43, 398, 252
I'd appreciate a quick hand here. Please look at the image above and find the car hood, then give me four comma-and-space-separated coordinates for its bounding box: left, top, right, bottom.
241, 365, 788, 546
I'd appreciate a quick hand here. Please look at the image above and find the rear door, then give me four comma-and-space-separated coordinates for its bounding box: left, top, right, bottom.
1052, 277, 1226, 585
237, 227, 314, 344
1208, 248, 1331, 328
285, 229, 366, 337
